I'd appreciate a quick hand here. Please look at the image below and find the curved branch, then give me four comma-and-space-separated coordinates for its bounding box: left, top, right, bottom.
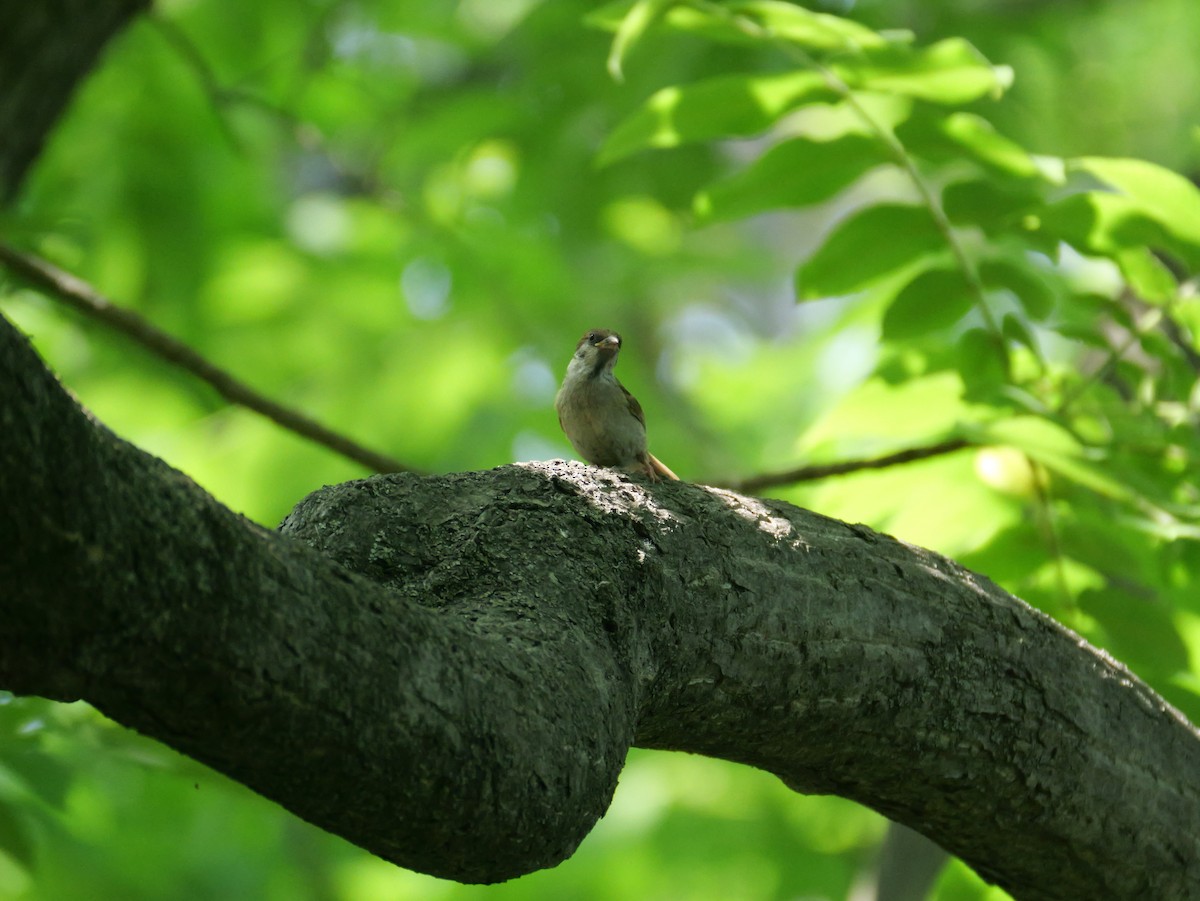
3, 310, 1198, 898
0, 244, 417, 474
0, 309, 621, 881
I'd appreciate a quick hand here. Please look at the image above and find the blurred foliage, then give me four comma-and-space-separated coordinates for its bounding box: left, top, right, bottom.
2, 0, 1200, 898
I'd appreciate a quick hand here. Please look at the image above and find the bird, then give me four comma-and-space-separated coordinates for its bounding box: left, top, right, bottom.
554, 328, 679, 481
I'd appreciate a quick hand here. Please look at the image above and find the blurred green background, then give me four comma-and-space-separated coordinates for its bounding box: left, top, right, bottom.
2, 0, 1199, 898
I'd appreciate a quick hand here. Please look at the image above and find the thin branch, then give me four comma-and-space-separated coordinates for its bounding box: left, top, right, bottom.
148, 15, 246, 152
151, 11, 406, 208
0, 243, 417, 475
1056, 300, 1162, 414
722, 437, 972, 493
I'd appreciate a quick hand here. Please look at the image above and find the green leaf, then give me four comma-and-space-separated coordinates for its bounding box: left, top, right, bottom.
1041, 159, 1200, 270
881, 265, 974, 340
942, 178, 1043, 234
1080, 587, 1191, 677
607, 0, 677, 82
842, 38, 1013, 105
979, 256, 1057, 320
583, 0, 633, 31
0, 801, 34, 870
1040, 191, 1157, 257
957, 327, 1009, 399
936, 113, 1041, 178
976, 417, 1138, 502
975, 415, 1084, 459
1001, 313, 1040, 358
0, 747, 73, 810
1040, 190, 1200, 273
695, 133, 890, 221
592, 0, 898, 52
1115, 247, 1178, 304
897, 110, 1043, 179
1078, 156, 1200, 264
599, 70, 831, 164
717, 1, 892, 51
796, 204, 945, 299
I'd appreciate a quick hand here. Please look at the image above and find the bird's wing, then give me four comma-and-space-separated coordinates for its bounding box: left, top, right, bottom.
620, 381, 646, 428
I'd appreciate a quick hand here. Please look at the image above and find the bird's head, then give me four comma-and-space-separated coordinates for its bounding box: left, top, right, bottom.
573, 328, 622, 376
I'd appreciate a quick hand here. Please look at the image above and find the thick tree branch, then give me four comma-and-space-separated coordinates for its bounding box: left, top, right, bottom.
3, 310, 1199, 899
0, 243, 417, 474
0, 309, 624, 881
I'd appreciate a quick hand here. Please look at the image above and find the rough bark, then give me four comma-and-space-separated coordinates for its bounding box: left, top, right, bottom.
2, 310, 1199, 899
0, 0, 148, 200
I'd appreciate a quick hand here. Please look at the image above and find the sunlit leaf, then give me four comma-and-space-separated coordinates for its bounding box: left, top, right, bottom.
796, 204, 945, 299
841, 38, 1013, 105
1042, 161, 1200, 271
881, 265, 974, 340
599, 70, 831, 164
937, 113, 1041, 177
1078, 156, 1200, 264
695, 133, 891, 221
590, 0, 897, 51
607, 0, 677, 82
585, 0, 638, 31
899, 110, 1042, 178
974, 417, 1138, 502
1114, 247, 1179, 304
1041, 191, 1160, 258
709, 0, 892, 51
974, 415, 1083, 458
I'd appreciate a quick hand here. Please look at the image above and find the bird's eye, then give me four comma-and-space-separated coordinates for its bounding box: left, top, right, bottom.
586, 331, 598, 342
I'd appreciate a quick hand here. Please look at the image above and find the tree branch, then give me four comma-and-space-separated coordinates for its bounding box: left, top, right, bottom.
723, 437, 972, 493
3, 309, 1199, 898
0, 243, 417, 474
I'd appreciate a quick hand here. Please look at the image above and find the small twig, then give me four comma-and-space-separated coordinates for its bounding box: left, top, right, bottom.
722, 437, 972, 493
1056, 298, 1165, 415
0, 243, 417, 475
148, 15, 246, 153
151, 11, 404, 208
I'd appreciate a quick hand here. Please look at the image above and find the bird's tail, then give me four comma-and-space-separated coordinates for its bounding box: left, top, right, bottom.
646, 452, 680, 481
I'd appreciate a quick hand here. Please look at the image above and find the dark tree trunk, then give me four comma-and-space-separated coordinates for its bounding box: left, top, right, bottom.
2, 311, 1198, 899
0, 0, 148, 199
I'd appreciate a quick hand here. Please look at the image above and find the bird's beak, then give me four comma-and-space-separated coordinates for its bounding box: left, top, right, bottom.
598, 335, 620, 349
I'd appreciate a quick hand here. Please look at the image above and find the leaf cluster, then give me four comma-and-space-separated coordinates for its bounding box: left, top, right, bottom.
3, 1, 1200, 899
596, 0, 1200, 732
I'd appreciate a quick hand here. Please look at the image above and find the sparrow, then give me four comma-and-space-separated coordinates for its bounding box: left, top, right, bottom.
555, 328, 679, 481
